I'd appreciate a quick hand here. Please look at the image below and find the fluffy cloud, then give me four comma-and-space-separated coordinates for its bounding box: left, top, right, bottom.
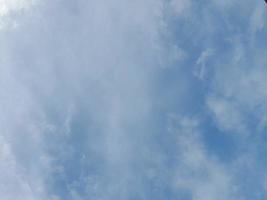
0, 0, 35, 16
0, 0, 36, 29
207, 52, 267, 134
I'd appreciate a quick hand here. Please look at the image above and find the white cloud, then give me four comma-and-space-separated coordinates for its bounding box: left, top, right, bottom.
207, 60, 267, 134
0, 0, 30, 16
0, 0, 181, 199
207, 97, 247, 134
1, 0, 266, 199
0, 0, 36, 28
0, 136, 50, 200
169, 115, 237, 200
194, 48, 214, 80
0, 64, 57, 199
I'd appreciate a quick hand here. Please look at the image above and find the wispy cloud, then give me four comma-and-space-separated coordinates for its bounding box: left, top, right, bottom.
1, 0, 267, 199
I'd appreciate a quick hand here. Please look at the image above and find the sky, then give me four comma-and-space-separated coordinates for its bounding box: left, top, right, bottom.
1, 0, 267, 199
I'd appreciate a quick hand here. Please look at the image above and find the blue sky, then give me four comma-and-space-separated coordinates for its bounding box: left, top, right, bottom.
1, 0, 267, 199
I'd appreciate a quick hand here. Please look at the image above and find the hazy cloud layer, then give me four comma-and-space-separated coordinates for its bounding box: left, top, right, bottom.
1, 0, 267, 199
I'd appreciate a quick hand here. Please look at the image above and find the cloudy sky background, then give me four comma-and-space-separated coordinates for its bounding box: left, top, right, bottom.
1, 0, 267, 199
